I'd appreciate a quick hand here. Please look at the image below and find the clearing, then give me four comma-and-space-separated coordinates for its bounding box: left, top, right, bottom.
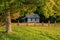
0, 26, 60, 40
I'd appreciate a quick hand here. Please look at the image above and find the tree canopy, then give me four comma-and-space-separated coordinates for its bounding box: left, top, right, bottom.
0, 0, 60, 22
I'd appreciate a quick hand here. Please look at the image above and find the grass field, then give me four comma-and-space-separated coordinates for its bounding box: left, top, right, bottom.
0, 26, 60, 40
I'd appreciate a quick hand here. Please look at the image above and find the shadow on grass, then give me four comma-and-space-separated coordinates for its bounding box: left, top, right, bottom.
0, 31, 21, 40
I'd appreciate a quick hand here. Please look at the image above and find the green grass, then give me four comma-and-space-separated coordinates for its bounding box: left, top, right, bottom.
0, 26, 60, 40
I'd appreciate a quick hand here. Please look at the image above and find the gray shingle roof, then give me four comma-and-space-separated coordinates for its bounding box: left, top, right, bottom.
23, 14, 40, 19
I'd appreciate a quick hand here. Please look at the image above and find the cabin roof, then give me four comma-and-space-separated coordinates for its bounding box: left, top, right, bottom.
23, 14, 40, 19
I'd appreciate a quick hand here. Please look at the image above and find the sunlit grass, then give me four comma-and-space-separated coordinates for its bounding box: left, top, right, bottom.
0, 26, 60, 40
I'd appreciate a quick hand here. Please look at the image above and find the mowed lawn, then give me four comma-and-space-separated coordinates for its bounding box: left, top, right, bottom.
0, 26, 60, 40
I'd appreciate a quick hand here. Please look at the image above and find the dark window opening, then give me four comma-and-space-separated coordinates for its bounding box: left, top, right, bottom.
35, 18, 36, 21
31, 18, 32, 21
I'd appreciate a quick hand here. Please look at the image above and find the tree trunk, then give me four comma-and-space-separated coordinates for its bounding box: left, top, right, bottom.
17, 20, 19, 26
48, 20, 50, 26
54, 20, 56, 27
42, 22, 44, 26
5, 10, 12, 33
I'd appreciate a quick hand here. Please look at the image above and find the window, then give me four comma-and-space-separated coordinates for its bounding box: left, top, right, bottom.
31, 18, 32, 21
35, 18, 36, 21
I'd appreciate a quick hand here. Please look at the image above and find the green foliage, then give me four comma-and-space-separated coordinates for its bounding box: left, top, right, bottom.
0, 0, 60, 22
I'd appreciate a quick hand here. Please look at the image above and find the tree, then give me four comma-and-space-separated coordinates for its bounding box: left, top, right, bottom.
0, 0, 21, 33
35, 0, 55, 26
0, 0, 39, 33
3, 0, 12, 33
